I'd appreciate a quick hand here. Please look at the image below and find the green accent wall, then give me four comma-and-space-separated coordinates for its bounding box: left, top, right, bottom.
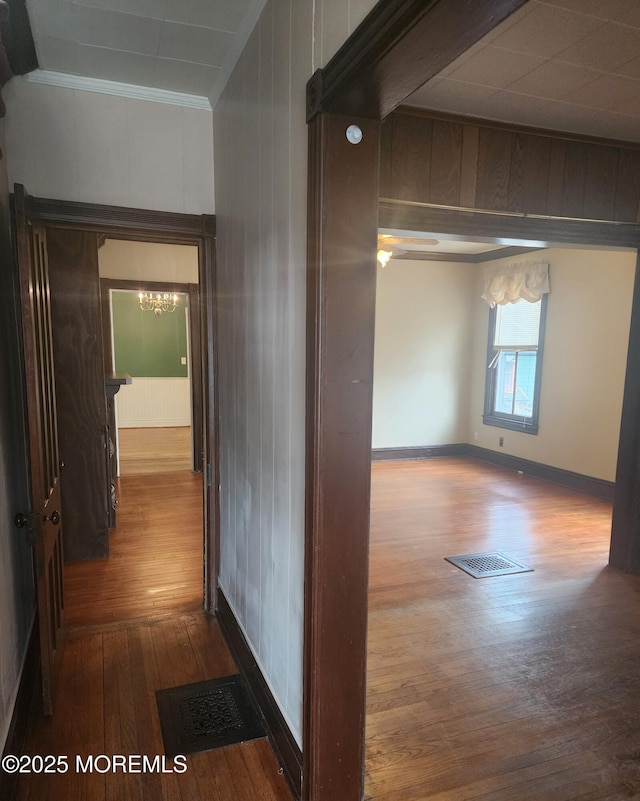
112, 290, 188, 377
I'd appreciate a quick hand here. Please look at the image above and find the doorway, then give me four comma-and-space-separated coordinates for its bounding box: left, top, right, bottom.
24, 193, 219, 627
63, 238, 205, 627
302, 3, 640, 798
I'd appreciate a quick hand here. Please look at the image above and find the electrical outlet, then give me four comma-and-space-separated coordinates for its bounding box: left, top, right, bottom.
499, 436, 504, 447
473, 431, 478, 441
181, 356, 187, 365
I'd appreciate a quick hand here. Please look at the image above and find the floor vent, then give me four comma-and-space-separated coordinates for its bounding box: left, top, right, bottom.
444, 551, 533, 579
156, 674, 266, 758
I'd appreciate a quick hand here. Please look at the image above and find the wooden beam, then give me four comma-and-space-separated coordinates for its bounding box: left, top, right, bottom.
305, 112, 380, 801
611, 255, 640, 572
306, 0, 529, 121
379, 199, 640, 248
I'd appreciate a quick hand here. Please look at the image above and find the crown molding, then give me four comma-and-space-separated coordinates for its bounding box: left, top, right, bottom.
24, 69, 212, 110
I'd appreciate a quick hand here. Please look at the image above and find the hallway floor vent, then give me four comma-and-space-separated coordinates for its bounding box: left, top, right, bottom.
156, 674, 266, 757
444, 551, 533, 579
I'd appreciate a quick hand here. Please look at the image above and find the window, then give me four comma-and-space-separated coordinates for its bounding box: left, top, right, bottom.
483, 296, 547, 434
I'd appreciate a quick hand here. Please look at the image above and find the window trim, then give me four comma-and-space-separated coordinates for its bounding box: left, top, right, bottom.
482, 295, 548, 435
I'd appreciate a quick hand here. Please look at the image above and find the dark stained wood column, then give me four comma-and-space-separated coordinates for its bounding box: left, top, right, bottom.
302, 2, 534, 799
304, 112, 380, 801
611, 255, 640, 573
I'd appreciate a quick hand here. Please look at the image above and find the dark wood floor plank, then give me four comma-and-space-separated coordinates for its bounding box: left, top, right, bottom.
16, 433, 291, 801
104, 629, 140, 801
64, 465, 203, 627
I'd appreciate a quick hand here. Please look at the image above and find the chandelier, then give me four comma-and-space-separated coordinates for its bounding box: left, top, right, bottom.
138, 291, 179, 316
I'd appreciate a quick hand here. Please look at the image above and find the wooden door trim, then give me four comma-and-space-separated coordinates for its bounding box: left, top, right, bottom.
13, 186, 66, 714
303, 0, 640, 799
306, 0, 529, 121
15, 188, 219, 615
99, 278, 204, 475
28, 195, 215, 241
304, 111, 381, 801
379, 200, 640, 248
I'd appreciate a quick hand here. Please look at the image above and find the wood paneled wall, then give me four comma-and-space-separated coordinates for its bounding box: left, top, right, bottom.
380, 109, 640, 223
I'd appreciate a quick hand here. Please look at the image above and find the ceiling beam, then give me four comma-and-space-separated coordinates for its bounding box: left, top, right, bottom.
307, 0, 530, 122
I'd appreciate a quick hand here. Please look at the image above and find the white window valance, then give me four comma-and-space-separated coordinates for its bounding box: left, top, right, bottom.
481, 261, 550, 308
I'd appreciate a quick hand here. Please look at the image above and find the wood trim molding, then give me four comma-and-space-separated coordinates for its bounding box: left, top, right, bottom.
467, 445, 615, 501
0, 619, 39, 801
199, 232, 219, 613
28, 195, 215, 242
393, 246, 542, 264
379, 199, 640, 248
100, 278, 192, 293
372, 444, 615, 500
216, 590, 302, 800
372, 444, 467, 460
306, 0, 528, 121
305, 112, 380, 801
611, 255, 640, 571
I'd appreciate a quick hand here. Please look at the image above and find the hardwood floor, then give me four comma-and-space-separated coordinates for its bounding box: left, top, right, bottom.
15, 429, 292, 801
365, 458, 640, 801
118, 427, 192, 474
64, 467, 203, 626
15, 614, 292, 801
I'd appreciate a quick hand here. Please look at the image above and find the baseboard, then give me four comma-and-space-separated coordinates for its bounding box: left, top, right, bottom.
1, 620, 40, 801
372, 443, 615, 500
216, 590, 302, 800
371, 444, 468, 461
467, 445, 615, 501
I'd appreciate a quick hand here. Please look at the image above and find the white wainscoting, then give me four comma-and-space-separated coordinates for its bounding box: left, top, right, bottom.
116, 377, 191, 428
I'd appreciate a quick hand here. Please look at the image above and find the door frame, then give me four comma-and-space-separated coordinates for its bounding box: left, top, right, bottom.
25, 193, 220, 613
303, 1, 640, 799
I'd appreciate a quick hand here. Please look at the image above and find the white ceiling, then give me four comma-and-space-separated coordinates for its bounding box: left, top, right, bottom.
407, 0, 640, 143
23, 0, 640, 140
24, 0, 266, 103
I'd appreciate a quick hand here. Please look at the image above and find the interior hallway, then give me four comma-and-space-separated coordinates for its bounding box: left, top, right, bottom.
366, 458, 640, 801
64, 427, 201, 626
15, 428, 292, 801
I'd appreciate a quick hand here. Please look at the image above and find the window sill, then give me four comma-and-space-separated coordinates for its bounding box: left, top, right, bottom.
482, 415, 538, 435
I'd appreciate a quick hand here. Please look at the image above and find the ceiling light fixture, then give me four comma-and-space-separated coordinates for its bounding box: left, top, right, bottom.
377, 248, 393, 268
138, 291, 179, 316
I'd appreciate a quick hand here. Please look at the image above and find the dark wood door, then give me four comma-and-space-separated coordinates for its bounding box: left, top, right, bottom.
47, 227, 110, 561
13, 184, 65, 715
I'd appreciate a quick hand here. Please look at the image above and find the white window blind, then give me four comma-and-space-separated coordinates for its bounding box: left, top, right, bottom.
494, 299, 541, 349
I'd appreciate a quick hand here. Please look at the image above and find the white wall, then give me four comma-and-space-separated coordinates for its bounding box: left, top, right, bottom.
372, 258, 475, 448
98, 240, 198, 430
116, 378, 191, 428
99, 239, 199, 284
213, 0, 378, 748
372, 247, 636, 483
469, 247, 636, 481
3, 76, 214, 213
